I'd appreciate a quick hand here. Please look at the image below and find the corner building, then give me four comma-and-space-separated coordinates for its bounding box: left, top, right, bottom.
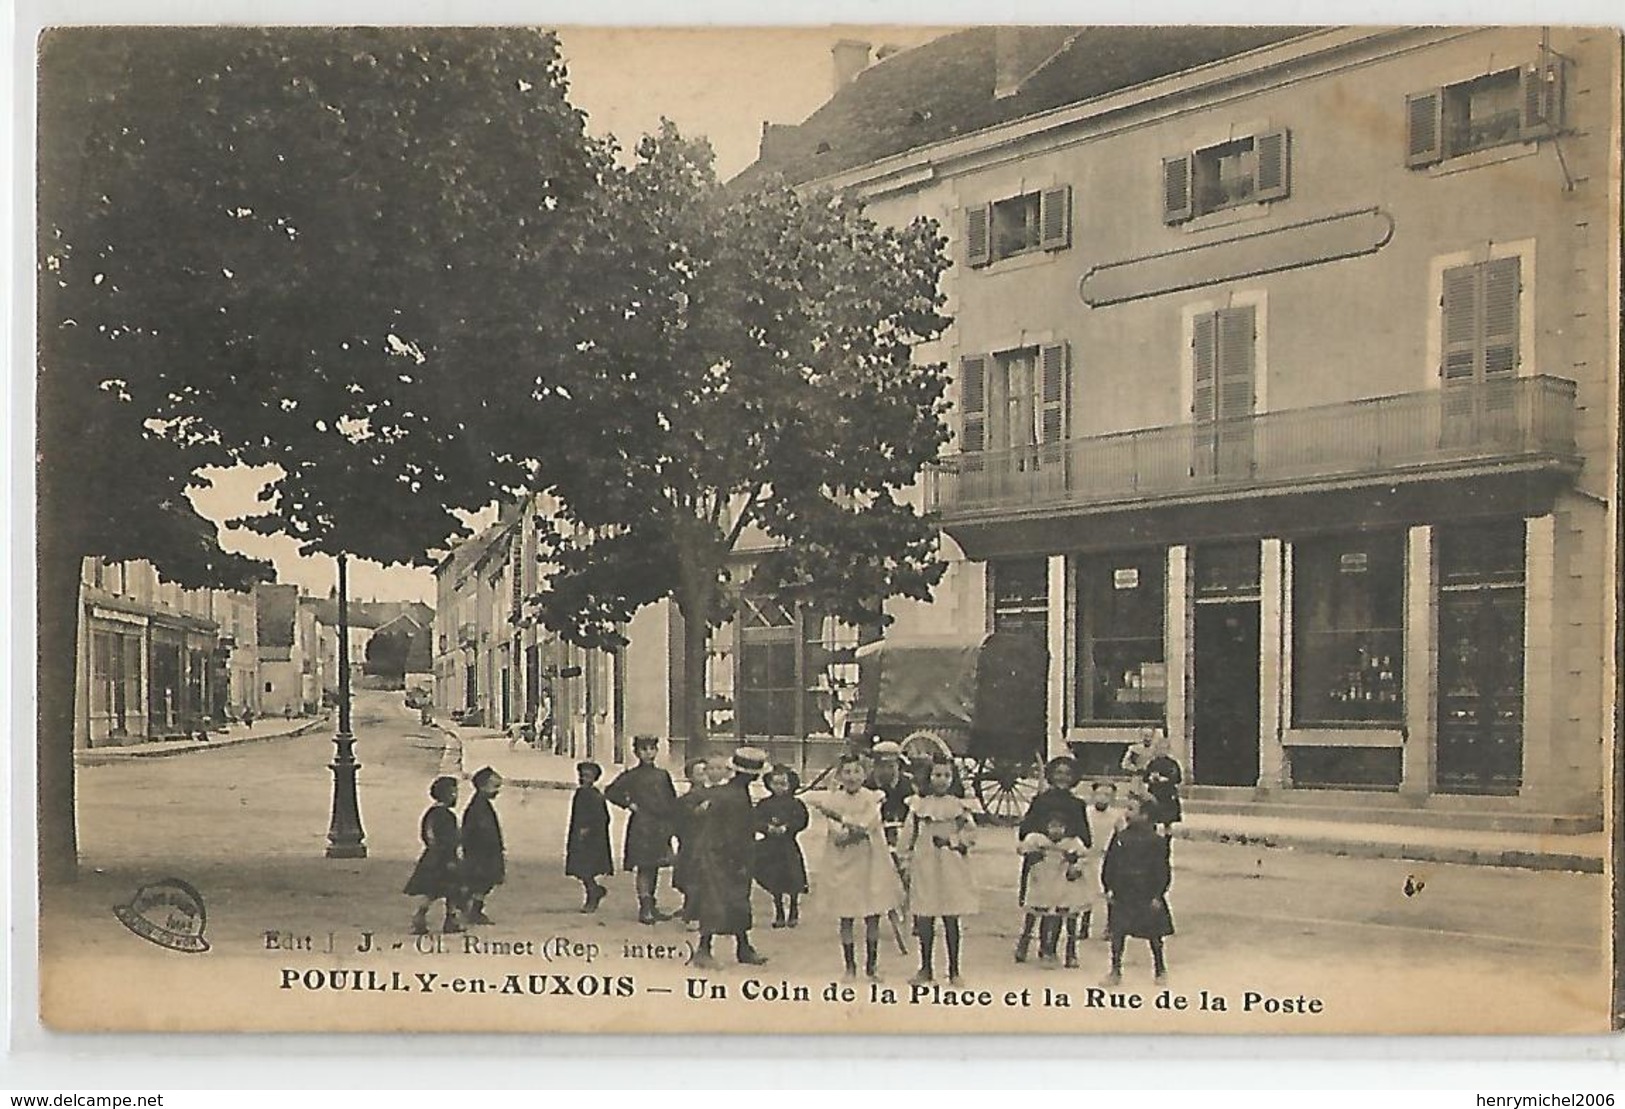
745, 27, 1620, 827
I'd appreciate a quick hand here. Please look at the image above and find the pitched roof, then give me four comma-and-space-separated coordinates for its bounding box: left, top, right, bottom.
299, 596, 436, 630
733, 26, 1311, 189
435, 522, 507, 583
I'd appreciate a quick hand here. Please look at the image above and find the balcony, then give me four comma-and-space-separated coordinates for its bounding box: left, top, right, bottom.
927, 376, 1579, 521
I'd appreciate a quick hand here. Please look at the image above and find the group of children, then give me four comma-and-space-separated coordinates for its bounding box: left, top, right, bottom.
402, 766, 507, 935
406, 729, 1183, 985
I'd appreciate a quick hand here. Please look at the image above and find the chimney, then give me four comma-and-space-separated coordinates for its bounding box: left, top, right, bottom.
831, 38, 872, 94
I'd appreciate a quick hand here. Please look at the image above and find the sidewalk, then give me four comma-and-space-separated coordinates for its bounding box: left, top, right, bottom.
1175, 810, 1605, 873
75, 714, 331, 765
445, 724, 626, 789
435, 723, 1605, 873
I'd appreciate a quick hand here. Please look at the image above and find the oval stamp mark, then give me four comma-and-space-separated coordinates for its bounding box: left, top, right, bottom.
113, 877, 211, 953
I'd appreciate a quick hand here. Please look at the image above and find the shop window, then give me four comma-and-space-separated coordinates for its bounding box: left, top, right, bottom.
732, 589, 862, 740
1291, 534, 1405, 725
1406, 61, 1566, 169
991, 558, 1048, 637
1163, 129, 1290, 224
1075, 552, 1166, 725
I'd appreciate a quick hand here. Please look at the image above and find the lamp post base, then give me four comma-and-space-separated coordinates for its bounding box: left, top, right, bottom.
325, 732, 368, 859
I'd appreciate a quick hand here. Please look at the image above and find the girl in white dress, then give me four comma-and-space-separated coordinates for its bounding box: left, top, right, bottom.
901, 756, 978, 984
807, 754, 905, 980
1017, 815, 1089, 968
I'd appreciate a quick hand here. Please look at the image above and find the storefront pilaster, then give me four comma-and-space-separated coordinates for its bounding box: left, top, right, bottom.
1520, 513, 1556, 808
1401, 525, 1437, 797
1258, 538, 1287, 789
1165, 545, 1191, 772
1046, 553, 1067, 758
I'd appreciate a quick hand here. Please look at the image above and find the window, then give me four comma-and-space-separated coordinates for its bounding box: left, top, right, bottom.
958, 343, 1071, 472
1163, 129, 1289, 224
1074, 552, 1167, 725
966, 185, 1071, 266
1190, 306, 1256, 479
1291, 534, 1405, 725
1441, 257, 1520, 383
990, 558, 1048, 636
1406, 61, 1566, 168
730, 591, 860, 739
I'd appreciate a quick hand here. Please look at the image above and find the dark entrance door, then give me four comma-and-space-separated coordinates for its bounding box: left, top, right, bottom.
1192, 602, 1261, 786
1437, 586, 1524, 795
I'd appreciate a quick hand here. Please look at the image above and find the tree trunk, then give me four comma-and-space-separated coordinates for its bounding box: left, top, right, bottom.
675, 587, 712, 760
36, 502, 82, 885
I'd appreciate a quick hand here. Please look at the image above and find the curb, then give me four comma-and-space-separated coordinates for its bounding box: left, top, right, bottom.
76, 716, 332, 765
1176, 825, 1603, 874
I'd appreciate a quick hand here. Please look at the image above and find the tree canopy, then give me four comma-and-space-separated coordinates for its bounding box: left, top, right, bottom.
35, 27, 608, 876
516, 125, 955, 746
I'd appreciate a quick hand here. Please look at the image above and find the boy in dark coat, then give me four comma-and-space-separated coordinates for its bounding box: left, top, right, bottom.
565, 761, 613, 912
1101, 796, 1175, 983
671, 757, 712, 927
460, 767, 506, 925
688, 747, 769, 969
1014, 755, 1090, 963
863, 741, 915, 848
605, 734, 679, 924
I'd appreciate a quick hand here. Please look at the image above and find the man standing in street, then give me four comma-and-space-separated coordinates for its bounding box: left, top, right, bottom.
688, 746, 770, 969
605, 735, 679, 925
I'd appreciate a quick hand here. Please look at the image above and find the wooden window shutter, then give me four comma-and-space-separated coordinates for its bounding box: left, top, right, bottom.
1440, 264, 1479, 382
1162, 154, 1194, 224
1405, 89, 1445, 168
1039, 185, 1072, 251
1191, 313, 1218, 423
959, 354, 988, 469
1038, 342, 1070, 444
1216, 307, 1257, 420
1520, 60, 1566, 139
1481, 257, 1521, 377
966, 204, 992, 267
1254, 128, 1291, 202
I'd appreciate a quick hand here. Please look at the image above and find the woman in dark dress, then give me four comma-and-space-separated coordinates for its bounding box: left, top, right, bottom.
754, 766, 810, 928
405, 776, 464, 936
565, 762, 614, 912
1100, 797, 1175, 983
460, 767, 505, 925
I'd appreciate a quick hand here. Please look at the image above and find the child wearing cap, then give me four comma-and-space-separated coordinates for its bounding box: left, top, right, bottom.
460, 766, 506, 926
605, 735, 679, 925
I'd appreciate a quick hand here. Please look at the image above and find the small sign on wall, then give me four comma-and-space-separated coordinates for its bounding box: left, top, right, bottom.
1113, 567, 1140, 590
1339, 552, 1369, 574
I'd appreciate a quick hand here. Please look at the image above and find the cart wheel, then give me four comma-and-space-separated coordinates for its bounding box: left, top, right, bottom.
972, 755, 1043, 824
899, 731, 953, 763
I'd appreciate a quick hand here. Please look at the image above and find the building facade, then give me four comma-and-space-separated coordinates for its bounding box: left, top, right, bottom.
433, 499, 626, 765
74, 557, 252, 748
744, 26, 1618, 823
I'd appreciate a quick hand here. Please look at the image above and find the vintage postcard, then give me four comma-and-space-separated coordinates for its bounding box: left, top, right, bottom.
33, 23, 1620, 1035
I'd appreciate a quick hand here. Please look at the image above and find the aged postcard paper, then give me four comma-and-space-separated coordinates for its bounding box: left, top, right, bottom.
34, 24, 1620, 1035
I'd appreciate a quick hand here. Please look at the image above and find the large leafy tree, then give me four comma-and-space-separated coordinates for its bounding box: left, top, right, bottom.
37, 27, 605, 878
523, 126, 955, 751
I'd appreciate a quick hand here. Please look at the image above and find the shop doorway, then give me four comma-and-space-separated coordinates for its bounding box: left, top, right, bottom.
1192, 601, 1262, 786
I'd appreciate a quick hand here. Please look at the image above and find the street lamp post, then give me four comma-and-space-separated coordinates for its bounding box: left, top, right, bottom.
326, 553, 367, 858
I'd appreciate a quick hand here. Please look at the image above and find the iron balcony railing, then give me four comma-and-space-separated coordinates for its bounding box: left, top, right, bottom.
926, 375, 1579, 517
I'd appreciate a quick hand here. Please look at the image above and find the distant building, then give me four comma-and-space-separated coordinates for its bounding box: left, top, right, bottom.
74, 557, 248, 748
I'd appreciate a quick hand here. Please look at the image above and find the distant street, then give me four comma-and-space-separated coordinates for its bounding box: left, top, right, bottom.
46, 689, 1608, 1033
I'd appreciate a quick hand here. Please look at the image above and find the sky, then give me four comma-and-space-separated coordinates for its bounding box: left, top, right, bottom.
184, 25, 950, 605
